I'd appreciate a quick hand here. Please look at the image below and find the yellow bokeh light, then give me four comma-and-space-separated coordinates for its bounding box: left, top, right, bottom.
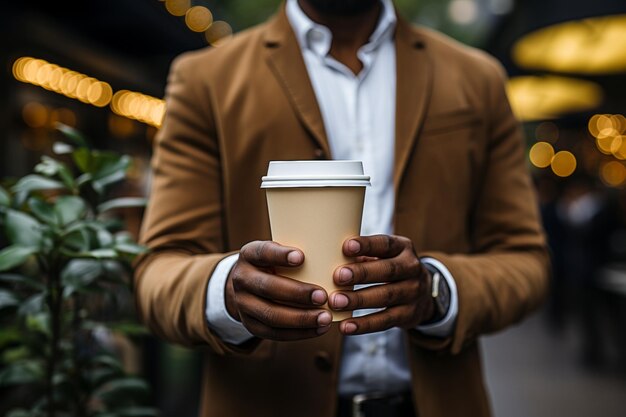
205, 21, 233, 46
88, 81, 113, 107
110, 90, 165, 128
76, 77, 94, 103
22, 102, 49, 128
513, 15, 626, 74
12, 57, 31, 81
551, 151, 577, 177
529, 142, 555, 168
506, 76, 602, 122
23, 59, 44, 83
13, 56, 164, 128
48, 67, 65, 90
611, 136, 626, 161
600, 161, 626, 187
535, 121, 559, 143
165, 0, 190, 16
185, 6, 213, 32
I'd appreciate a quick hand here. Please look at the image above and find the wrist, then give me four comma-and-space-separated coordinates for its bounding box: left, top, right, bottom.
420, 265, 449, 325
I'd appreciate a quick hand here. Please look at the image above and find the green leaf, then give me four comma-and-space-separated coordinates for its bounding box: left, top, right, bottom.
82, 249, 117, 259
2, 346, 30, 363
0, 360, 44, 386
88, 367, 123, 388
53, 141, 74, 155
11, 175, 65, 194
92, 154, 131, 194
98, 198, 147, 214
56, 123, 89, 148
0, 289, 19, 309
95, 377, 150, 406
5, 210, 42, 247
28, 198, 57, 226
114, 232, 133, 245
114, 243, 147, 257
73, 148, 92, 174
0, 186, 10, 207
0, 273, 44, 290
96, 228, 114, 248
55, 196, 87, 226
62, 227, 90, 253
25, 312, 50, 335
7, 409, 31, 417
18, 293, 46, 316
61, 259, 103, 294
35, 156, 75, 190
0, 246, 38, 272
108, 322, 149, 336
91, 355, 124, 372
109, 407, 159, 417
0, 326, 22, 349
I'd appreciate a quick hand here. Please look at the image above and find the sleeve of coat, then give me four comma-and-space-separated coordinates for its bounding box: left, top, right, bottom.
410, 56, 551, 355
133, 53, 249, 355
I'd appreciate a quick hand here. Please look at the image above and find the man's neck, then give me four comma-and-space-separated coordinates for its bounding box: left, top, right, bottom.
298, 0, 383, 74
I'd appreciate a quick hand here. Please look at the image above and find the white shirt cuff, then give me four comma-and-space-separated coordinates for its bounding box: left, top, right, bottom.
416, 257, 459, 338
205, 253, 254, 345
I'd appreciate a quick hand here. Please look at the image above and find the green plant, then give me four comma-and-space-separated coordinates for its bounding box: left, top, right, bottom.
0, 124, 156, 417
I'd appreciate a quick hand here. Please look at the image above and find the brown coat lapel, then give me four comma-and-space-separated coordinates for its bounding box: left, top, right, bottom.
263, 8, 331, 158
393, 17, 433, 192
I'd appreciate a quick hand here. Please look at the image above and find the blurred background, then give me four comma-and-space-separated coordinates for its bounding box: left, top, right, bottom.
1, 0, 626, 416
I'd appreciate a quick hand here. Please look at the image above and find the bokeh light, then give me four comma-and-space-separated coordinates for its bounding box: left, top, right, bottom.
513, 15, 626, 74
529, 142, 555, 168
551, 151, 577, 177
600, 161, 626, 187
507, 76, 602, 122
185, 6, 213, 32
535, 121, 559, 143
111, 90, 165, 128
205, 21, 233, 46
165, 0, 190, 17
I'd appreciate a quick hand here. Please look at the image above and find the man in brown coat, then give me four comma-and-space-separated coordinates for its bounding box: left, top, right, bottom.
135, 0, 550, 416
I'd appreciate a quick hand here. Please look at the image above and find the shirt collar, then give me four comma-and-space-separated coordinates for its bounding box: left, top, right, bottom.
286, 0, 397, 58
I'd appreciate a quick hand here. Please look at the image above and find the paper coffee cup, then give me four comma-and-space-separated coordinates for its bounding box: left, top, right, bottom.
261, 161, 370, 321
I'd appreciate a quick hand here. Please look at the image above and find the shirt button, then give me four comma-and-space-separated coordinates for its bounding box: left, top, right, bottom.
368, 343, 378, 356
310, 30, 324, 42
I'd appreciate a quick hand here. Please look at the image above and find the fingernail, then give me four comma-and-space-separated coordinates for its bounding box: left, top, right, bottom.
338, 268, 353, 285
287, 251, 303, 265
311, 290, 327, 305
317, 325, 331, 335
343, 322, 357, 334
317, 312, 332, 327
347, 240, 360, 254
332, 293, 349, 309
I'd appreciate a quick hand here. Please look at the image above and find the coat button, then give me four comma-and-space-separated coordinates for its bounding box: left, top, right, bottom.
313, 149, 325, 160
314, 351, 333, 372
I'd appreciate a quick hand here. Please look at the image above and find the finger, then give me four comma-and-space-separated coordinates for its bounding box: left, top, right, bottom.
232, 264, 327, 306
328, 280, 418, 311
343, 235, 408, 258
237, 293, 332, 329
334, 254, 420, 286
338, 305, 414, 335
240, 240, 304, 268
242, 314, 332, 341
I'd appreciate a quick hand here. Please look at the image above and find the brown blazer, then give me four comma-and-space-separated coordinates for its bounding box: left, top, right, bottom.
135, 5, 550, 417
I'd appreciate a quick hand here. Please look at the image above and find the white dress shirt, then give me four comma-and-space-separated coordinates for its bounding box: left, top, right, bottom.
206, 0, 458, 395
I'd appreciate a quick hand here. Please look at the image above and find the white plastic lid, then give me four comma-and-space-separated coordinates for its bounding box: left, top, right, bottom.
261, 160, 371, 188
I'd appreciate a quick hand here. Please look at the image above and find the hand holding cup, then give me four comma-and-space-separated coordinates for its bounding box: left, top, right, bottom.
225, 240, 333, 341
